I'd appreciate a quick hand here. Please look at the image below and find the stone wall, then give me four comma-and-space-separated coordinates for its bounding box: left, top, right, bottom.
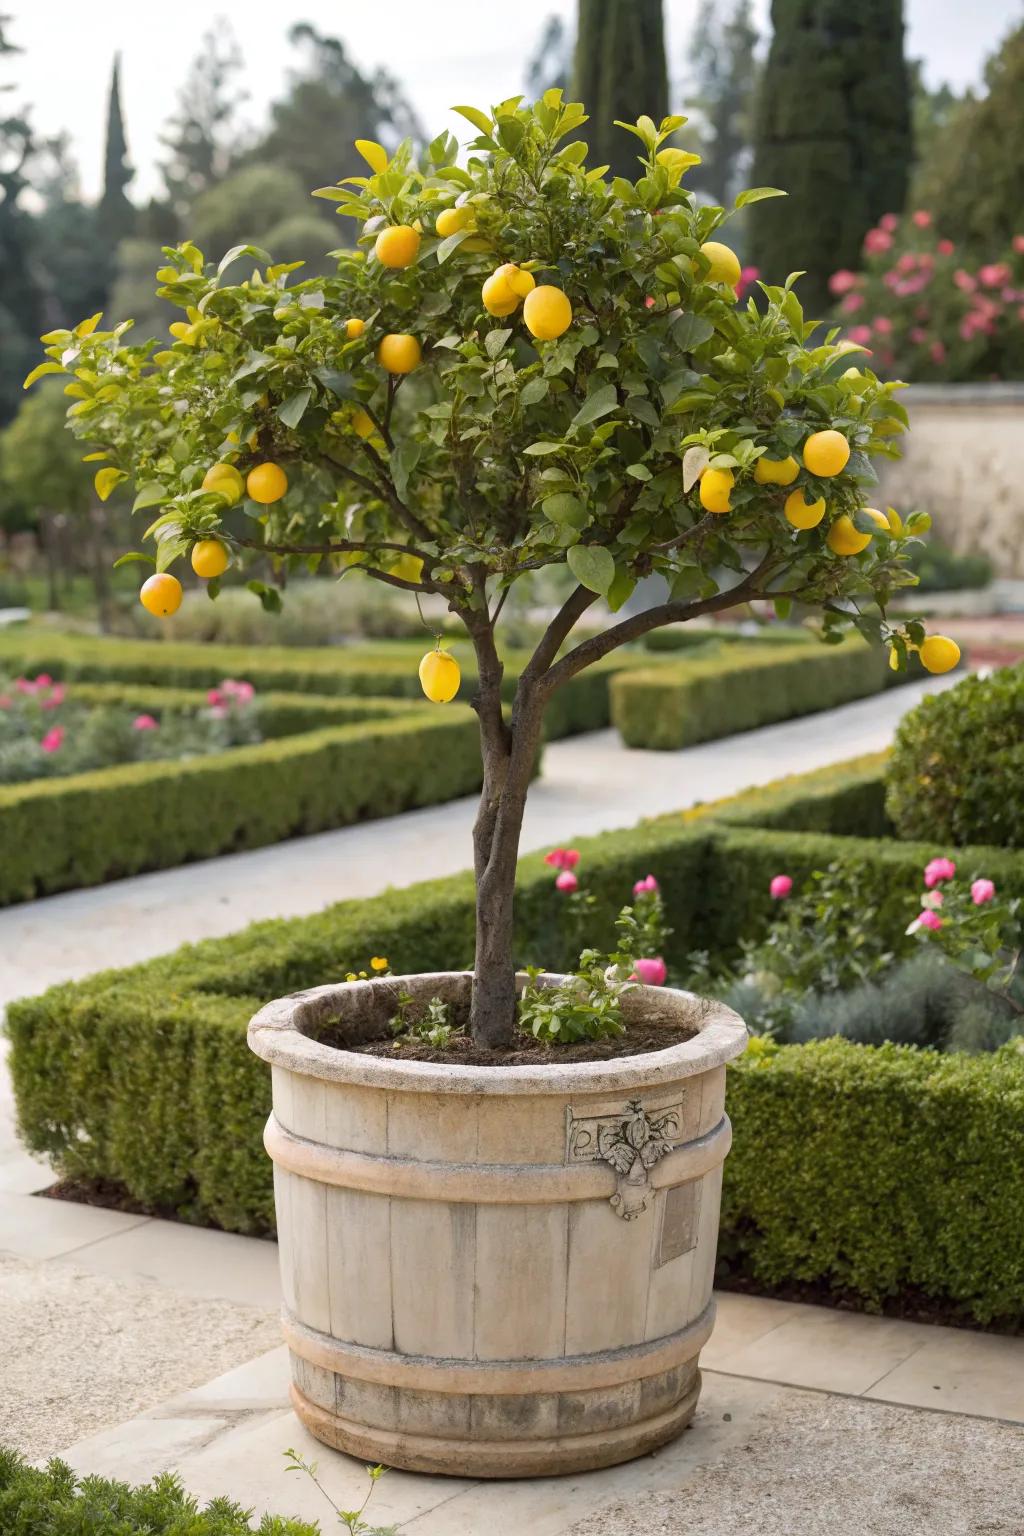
876, 383, 1024, 578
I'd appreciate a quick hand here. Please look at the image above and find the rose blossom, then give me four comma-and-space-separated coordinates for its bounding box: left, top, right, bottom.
873, 315, 894, 335
829, 269, 859, 295
207, 688, 225, 707
846, 324, 873, 346
770, 874, 793, 900
632, 957, 667, 986
924, 856, 956, 888
841, 292, 865, 314
633, 875, 659, 896
40, 683, 66, 710
918, 909, 943, 932
133, 714, 159, 731
555, 871, 579, 893
954, 268, 977, 293
971, 878, 996, 905
930, 341, 947, 364
911, 209, 933, 228
937, 238, 955, 256
880, 212, 899, 232
40, 726, 64, 754
1013, 235, 1024, 253
863, 227, 893, 255
979, 262, 1011, 288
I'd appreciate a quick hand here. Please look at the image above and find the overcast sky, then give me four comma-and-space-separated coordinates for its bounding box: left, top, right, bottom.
7, 0, 1022, 202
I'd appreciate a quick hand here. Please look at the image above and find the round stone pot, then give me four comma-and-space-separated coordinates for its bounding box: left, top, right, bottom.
248, 972, 747, 1478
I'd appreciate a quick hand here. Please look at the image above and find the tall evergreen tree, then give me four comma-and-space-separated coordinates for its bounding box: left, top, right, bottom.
525, 15, 571, 101
749, 0, 912, 313
0, 13, 42, 423
99, 54, 135, 242
688, 0, 759, 208
573, 0, 668, 180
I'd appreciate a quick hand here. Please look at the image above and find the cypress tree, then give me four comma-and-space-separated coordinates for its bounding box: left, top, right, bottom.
100, 54, 135, 242
749, 0, 912, 313
573, 0, 668, 180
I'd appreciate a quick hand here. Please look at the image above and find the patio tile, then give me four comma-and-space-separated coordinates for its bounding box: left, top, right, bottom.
865, 1326, 1024, 1422
701, 1291, 793, 1366
705, 1300, 928, 1394
0, 1190, 149, 1261
65, 1215, 282, 1308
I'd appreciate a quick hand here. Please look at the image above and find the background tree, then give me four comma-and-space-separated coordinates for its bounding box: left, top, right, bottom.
749, 0, 912, 311
913, 22, 1024, 250
99, 55, 135, 245
688, 0, 759, 209
525, 15, 571, 101
190, 162, 333, 275
31, 136, 112, 331
908, 61, 959, 182
573, 0, 668, 179
0, 13, 43, 424
160, 25, 247, 220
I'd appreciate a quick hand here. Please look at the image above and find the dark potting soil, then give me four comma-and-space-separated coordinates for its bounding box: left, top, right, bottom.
318, 1016, 698, 1066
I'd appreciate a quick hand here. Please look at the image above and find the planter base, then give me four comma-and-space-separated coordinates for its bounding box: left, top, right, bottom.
290, 1374, 702, 1478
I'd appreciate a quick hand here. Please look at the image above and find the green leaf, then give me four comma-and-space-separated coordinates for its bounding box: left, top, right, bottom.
155, 534, 188, 572
567, 543, 615, 596
571, 385, 619, 429
390, 441, 422, 501
625, 463, 652, 481
452, 104, 493, 135
22, 361, 64, 389
112, 551, 156, 569
485, 328, 512, 360
315, 368, 358, 399
94, 467, 127, 502
132, 483, 169, 513
231, 353, 272, 384
670, 312, 715, 351
524, 441, 563, 456
607, 568, 636, 612
542, 493, 588, 528
277, 388, 312, 429
436, 228, 471, 264
682, 445, 710, 492
774, 597, 792, 620
734, 186, 786, 209
247, 579, 283, 613
519, 377, 549, 406
217, 243, 271, 277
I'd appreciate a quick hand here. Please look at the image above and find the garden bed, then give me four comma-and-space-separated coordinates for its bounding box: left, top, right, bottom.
0, 677, 483, 904
8, 751, 1024, 1326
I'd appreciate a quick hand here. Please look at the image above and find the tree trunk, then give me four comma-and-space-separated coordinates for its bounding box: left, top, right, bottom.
39, 513, 61, 612
89, 505, 115, 634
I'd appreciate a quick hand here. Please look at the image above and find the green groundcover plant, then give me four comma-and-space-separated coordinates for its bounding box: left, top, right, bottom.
27, 92, 958, 1046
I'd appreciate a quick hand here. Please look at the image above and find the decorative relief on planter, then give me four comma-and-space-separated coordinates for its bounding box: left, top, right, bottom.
566, 1099, 681, 1221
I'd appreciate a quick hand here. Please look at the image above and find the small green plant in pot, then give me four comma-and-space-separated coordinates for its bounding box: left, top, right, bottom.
29, 94, 958, 1477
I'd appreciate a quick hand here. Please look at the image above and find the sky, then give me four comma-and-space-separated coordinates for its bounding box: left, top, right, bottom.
5, 0, 1022, 202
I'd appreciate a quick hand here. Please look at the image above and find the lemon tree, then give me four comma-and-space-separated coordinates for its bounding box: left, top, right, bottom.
28, 94, 945, 1045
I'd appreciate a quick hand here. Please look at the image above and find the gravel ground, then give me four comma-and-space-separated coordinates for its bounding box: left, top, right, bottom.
0, 1253, 281, 1459
568, 1386, 1024, 1536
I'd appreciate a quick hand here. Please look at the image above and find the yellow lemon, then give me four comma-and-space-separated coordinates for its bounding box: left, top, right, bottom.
139, 573, 183, 618
387, 552, 424, 584
753, 455, 799, 487
862, 507, 891, 531
481, 272, 519, 316
784, 489, 826, 529
699, 466, 734, 514
246, 462, 289, 504
344, 317, 366, 339
352, 407, 377, 439
496, 262, 535, 299
699, 241, 741, 287
803, 430, 851, 477
374, 224, 420, 268
376, 334, 422, 374
435, 206, 473, 237
190, 539, 229, 579
201, 462, 244, 505
523, 285, 572, 340
826, 514, 872, 556
419, 649, 461, 703
919, 635, 961, 675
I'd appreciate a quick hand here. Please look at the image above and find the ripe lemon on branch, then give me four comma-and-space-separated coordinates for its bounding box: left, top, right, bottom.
201, 462, 244, 504
699, 466, 734, 514
191, 539, 229, 579
753, 455, 798, 486
803, 430, 850, 477
419, 648, 461, 703
139, 573, 183, 617
784, 490, 826, 529
523, 285, 572, 340
374, 224, 421, 268
247, 463, 288, 504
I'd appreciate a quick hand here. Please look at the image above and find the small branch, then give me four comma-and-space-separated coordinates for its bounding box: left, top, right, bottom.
230, 535, 443, 595
518, 583, 598, 690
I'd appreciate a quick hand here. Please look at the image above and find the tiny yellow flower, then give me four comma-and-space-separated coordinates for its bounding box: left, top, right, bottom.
345, 972, 358, 982
370, 956, 389, 972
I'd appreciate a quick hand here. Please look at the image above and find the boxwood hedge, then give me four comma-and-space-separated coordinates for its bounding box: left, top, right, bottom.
8, 754, 1024, 1324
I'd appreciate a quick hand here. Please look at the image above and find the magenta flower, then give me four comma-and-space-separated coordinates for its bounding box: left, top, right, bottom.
918, 909, 943, 932
133, 714, 159, 731
872, 315, 894, 336
911, 209, 932, 228
880, 212, 899, 232
632, 957, 667, 986
40, 726, 64, 754
207, 688, 225, 707
971, 878, 996, 905
937, 238, 955, 256
953, 268, 977, 293
562, 849, 580, 869
863, 227, 893, 255
40, 682, 65, 710
555, 871, 579, 893
846, 324, 873, 346
829, 268, 859, 296
35, 673, 53, 688
14, 677, 36, 695
544, 848, 568, 869
930, 340, 947, 364
633, 874, 659, 896
841, 292, 865, 314
735, 264, 760, 300
923, 857, 956, 888
770, 874, 793, 900
232, 680, 255, 702
979, 262, 1011, 289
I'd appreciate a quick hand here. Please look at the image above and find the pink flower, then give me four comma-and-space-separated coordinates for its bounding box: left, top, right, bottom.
207, 688, 225, 707
644, 295, 656, 309
632, 957, 667, 986
979, 262, 1011, 289
863, 227, 893, 255
562, 849, 580, 869
841, 292, 865, 314
872, 316, 894, 336
829, 269, 859, 296
0, 695, 10, 709
1013, 234, 1024, 254
208, 702, 229, 719
230, 680, 254, 702
846, 324, 873, 346
35, 674, 53, 688
918, 909, 943, 932
954, 268, 977, 293
133, 714, 159, 731
735, 264, 760, 300
937, 238, 955, 256
40, 683, 65, 710
14, 677, 36, 695
971, 878, 996, 905
633, 875, 659, 896
555, 871, 578, 893
912, 210, 932, 228
544, 848, 578, 870
909, 327, 929, 345
896, 251, 918, 274
770, 874, 793, 900
880, 213, 899, 232
924, 857, 957, 889
40, 726, 64, 754
930, 341, 947, 364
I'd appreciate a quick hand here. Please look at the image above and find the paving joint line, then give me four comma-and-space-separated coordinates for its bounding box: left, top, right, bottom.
701, 1367, 1024, 1428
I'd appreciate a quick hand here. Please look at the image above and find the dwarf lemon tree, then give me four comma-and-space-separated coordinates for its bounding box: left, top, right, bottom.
28, 94, 949, 1045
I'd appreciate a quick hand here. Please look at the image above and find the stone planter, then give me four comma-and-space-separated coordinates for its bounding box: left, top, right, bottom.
248, 972, 747, 1478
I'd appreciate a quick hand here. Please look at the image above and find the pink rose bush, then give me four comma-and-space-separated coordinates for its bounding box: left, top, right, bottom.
543, 850, 672, 991
769, 874, 793, 899
830, 211, 1024, 382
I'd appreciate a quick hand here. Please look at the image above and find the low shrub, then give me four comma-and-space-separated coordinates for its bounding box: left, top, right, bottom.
610, 639, 895, 749
643, 623, 817, 652
0, 1446, 317, 1535
886, 663, 1024, 847
908, 541, 993, 593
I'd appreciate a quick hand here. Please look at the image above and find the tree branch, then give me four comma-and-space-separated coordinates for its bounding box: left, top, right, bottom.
230, 535, 443, 594
518, 583, 598, 690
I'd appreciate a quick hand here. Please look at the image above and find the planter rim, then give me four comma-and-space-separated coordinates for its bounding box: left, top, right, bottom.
248, 970, 747, 1095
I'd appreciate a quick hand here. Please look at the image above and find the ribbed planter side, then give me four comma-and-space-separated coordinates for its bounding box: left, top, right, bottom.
249, 973, 747, 1478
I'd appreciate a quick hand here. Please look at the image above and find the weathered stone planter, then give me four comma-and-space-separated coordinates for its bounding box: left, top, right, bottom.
248, 972, 747, 1477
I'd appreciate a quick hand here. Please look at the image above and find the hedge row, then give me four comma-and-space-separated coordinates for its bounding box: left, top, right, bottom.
0, 696, 484, 905
9, 755, 1024, 1324
611, 638, 896, 749
0, 630, 635, 740
643, 622, 817, 652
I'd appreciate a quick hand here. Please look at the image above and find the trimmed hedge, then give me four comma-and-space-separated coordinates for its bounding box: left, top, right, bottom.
0, 693, 484, 905
0, 630, 637, 740
611, 638, 895, 749
0, 1447, 317, 1535
643, 622, 817, 652
9, 752, 1024, 1327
